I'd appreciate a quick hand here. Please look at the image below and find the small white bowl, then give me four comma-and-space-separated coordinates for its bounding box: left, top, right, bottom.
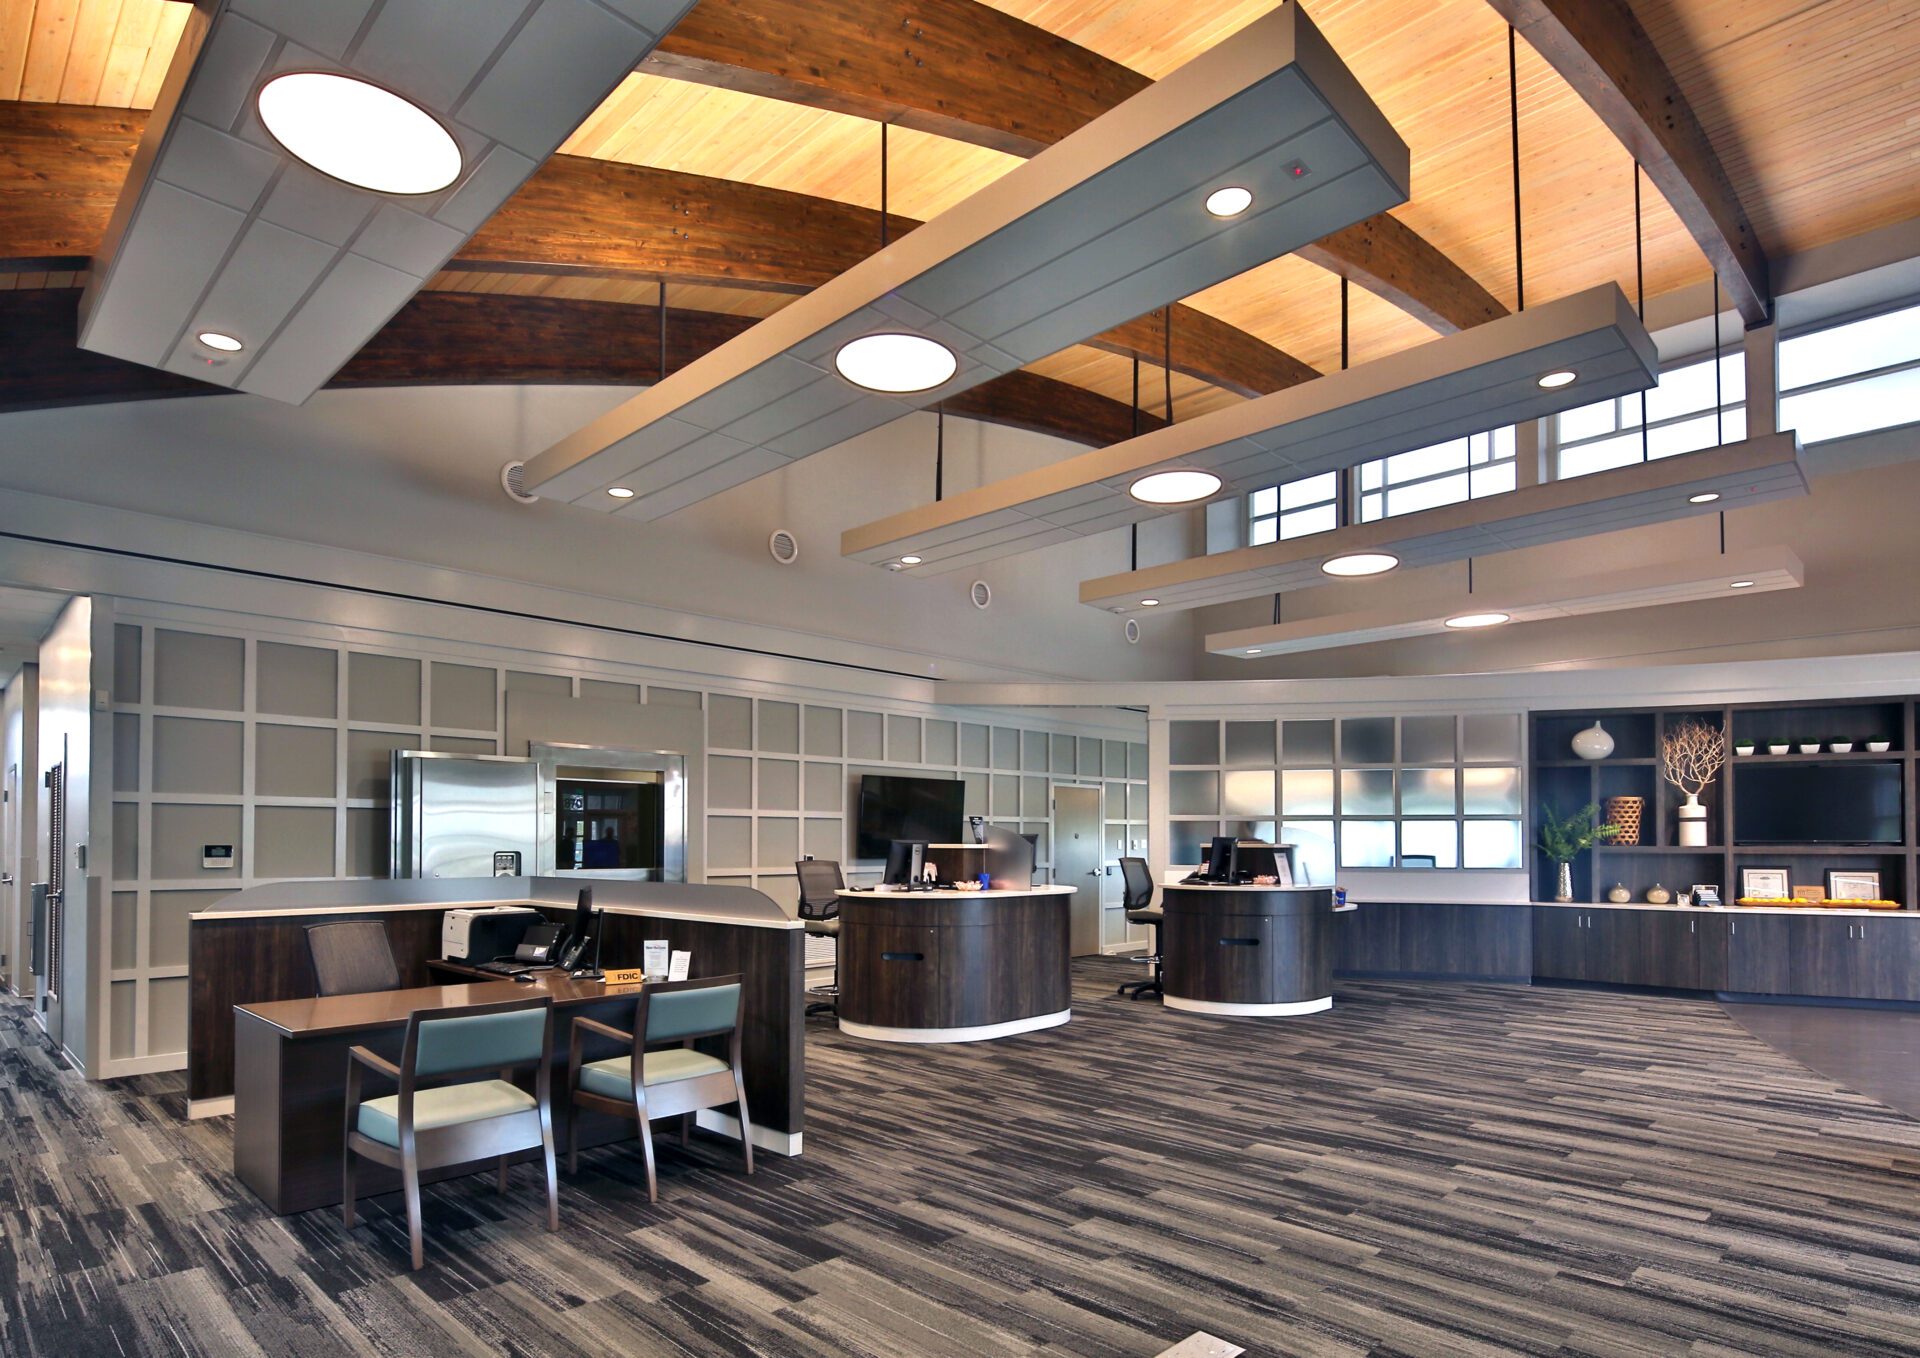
1830, 741, 1855, 754
1768, 744, 1790, 755
1798, 743, 1821, 754
1735, 745, 1756, 756
1868, 740, 1892, 753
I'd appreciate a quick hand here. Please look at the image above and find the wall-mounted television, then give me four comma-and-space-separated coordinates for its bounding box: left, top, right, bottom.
1733, 762, 1903, 845
855, 775, 966, 859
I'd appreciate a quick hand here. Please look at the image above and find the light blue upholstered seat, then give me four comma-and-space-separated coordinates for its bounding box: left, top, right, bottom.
577, 1049, 729, 1101
355, 1080, 536, 1147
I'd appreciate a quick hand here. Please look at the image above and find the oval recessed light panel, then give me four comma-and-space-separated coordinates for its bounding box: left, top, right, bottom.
1129, 469, 1222, 504
833, 333, 958, 393
1139, 598, 1160, 607
196, 330, 244, 352
1688, 492, 1721, 504
1321, 552, 1399, 578
1204, 185, 1253, 218
899, 555, 922, 565
1245, 648, 1263, 655
1729, 579, 1756, 589
1537, 370, 1577, 389
1444, 611, 1511, 629
607, 487, 635, 499
257, 72, 463, 195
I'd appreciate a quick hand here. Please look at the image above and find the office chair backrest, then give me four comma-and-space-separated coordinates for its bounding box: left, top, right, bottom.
643, 975, 743, 1043
1119, 857, 1155, 910
306, 920, 400, 997
794, 859, 845, 920
411, 999, 551, 1077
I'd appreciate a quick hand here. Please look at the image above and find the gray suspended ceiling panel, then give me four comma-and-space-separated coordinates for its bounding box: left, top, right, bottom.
1205, 546, 1805, 657
843, 284, 1656, 572
77, 0, 696, 405
1081, 431, 1809, 613
519, 1, 1411, 517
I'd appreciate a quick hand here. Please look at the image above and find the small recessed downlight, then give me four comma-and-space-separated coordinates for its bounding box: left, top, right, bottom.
1444, 611, 1511, 629
257, 72, 463, 195
196, 330, 243, 352
1688, 492, 1720, 504
1321, 552, 1399, 578
1538, 370, 1577, 389
833, 333, 957, 392
607, 487, 635, 499
1246, 648, 1264, 655
899, 555, 922, 565
1129, 469, 1223, 504
1205, 185, 1253, 218
1729, 579, 1755, 589
1140, 599, 1160, 607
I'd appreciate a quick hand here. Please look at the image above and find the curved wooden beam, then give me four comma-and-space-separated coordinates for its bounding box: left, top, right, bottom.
0, 287, 1164, 447
644, 0, 1507, 333
0, 102, 1309, 401
1489, 0, 1769, 325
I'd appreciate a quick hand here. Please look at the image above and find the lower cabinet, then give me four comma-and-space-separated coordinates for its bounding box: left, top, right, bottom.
1725, 913, 1920, 1002
1532, 907, 1722, 988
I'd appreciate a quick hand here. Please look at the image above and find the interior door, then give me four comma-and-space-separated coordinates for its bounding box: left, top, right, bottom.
0, 762, 14, 990
1051, 784, 1102, 957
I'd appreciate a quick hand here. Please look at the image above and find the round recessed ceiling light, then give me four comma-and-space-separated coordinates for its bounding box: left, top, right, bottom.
607, 487, 635, 499
833, 333, 957, 393
1688, 492, 1721, 504
257, 72, 463, 195
1129, 469, 1223, 504
1730, 579, 1755, 589
899, 555, 922, 565
1321, 551, 1400, 578
1538, 370, 1577, 389
196, 330, 243, 352
1140, 598, 1160, 607
1444, 611, 1512, 629
1204, 185, 1253, 218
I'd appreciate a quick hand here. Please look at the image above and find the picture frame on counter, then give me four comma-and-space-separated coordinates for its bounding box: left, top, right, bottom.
1826, 870, 1882, 901
1740, 866, 1790, 899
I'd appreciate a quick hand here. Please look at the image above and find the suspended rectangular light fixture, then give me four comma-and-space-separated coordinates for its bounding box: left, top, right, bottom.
79, 0, 696, 404
1206, 546, 1805, 657
843, 283, 1655, 572
518, 2, 1410, 517
1081, 431, 1808, 613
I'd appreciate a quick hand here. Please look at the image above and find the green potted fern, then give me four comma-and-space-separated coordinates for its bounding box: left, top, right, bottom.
1536, 802, 1619, 902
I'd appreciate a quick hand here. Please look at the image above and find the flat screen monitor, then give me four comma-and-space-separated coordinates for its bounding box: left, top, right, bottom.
883, 839, 926, 886
857, 775, 965, 859
1734, 762, 1903, 844
1206, 835, 1238, 882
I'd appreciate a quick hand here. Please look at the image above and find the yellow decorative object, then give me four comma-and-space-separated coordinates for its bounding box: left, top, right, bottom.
1736, 897, 1903, 910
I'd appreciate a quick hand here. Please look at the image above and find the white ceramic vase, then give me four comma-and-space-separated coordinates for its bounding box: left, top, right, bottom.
1677, 797, 1708, 846
1571, 720, 1615, 761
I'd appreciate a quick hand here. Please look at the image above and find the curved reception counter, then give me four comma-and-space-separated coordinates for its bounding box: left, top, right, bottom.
1161, 884, 1340, 1017
834, 886, 1075, 1043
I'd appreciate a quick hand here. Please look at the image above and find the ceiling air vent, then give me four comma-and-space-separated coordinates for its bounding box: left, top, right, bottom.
500, 462, 539, 505
1125, 619, 1141, 644
970, 581, 992, 610
768, 530, 801, 565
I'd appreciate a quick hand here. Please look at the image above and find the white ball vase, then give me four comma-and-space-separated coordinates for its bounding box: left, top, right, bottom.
1571, 721, 1615, 761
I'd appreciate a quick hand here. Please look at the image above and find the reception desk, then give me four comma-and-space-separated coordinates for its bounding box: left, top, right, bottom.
1161, 884, 1339, 1016
834, 886, 1074, 1042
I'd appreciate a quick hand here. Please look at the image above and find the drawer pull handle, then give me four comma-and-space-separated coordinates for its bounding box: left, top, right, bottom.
1220, 937, 1260, 947
881, 951, 924, 962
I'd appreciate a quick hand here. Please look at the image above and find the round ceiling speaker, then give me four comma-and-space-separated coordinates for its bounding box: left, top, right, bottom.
768, 529, 800, 565
499, 461, 539, 505
1125, 618, 1141, 644
970, 580, 992, 609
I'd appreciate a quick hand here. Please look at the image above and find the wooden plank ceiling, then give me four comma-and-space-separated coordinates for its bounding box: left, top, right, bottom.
2, 0, 1917, 413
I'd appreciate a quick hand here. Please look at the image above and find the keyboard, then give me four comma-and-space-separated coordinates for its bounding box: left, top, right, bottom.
472, 960, 537, 976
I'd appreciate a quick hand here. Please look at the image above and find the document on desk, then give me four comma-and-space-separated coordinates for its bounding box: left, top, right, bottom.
668, 950, 691, 981
643, 939, 669, 980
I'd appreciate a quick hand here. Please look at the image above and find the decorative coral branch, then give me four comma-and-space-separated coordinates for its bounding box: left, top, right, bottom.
1661, 720, 1728, 800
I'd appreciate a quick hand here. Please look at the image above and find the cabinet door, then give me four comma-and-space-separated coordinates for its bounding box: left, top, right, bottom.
1639, 911, 1705, 990
1532, 907, 1590, 981
1862, 920, 1920, 1001
1724, 914, 1793, 994
1802, 918, 1920, 1002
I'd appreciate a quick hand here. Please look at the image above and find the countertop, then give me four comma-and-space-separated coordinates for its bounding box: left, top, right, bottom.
836, 886, 1075, 900
1350, 897, 1916, 920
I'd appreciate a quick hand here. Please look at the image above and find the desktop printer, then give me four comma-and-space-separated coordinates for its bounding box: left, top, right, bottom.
442, 906, 543, 963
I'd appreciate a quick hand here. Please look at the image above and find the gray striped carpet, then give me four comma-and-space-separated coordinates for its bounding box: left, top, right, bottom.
5, 962, 1920, 1356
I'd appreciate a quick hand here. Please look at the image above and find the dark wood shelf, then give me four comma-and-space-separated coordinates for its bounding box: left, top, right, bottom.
1536, 757, 1659, 768
1730, 844, 1906, 856
1731, 751, 1903, 763
1596, 844, 1725, 854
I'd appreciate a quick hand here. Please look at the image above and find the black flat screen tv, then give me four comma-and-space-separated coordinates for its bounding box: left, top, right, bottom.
855, 775, 965, 859
1733, 762, 1903, 845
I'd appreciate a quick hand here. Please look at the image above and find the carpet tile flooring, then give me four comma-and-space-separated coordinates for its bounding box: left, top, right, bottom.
4, 962, 1920, 1356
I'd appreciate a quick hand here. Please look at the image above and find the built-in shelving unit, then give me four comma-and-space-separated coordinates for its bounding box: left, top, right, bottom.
1530, 698, 1919, 908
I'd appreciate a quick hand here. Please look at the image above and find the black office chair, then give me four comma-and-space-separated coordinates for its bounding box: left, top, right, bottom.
795, 859, 845, 1017
1115, 857, 1163, 1000
306, 920, 401, 997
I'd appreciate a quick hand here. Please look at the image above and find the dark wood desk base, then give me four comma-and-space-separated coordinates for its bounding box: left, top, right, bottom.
1161, 886, 1335, 1016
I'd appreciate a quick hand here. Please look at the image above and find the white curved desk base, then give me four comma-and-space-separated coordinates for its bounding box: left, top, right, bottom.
1164, 995, 1333, 1017
838, 1009, 1071, 1044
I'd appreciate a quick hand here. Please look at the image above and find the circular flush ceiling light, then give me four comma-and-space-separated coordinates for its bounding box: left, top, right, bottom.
1444, 611, 1511, 629
257, 72, 463, 195
899, 555, 922, 565
1538, 370, 1577, 389
1688, 492, 1721, 504
833, 333, 957, 392
606, 487, 635, 499
1729, 579, 1755, 589
196, 330, 243, 352
1129, 469, 1222, 504
1205, 186, 1253, 218
1321, 551, 1399, 578
1139, 598, 1160, 607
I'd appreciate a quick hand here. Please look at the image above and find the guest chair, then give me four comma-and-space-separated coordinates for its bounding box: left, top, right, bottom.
1115, 856, 1163, 1000
566, 975, 753, 1201
342, 996, 557, 1271
306, 920, 400, 997
795, 858, 845, 1016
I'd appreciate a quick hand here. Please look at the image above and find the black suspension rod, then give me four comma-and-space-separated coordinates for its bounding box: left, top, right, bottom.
1509, 25, 1524, 312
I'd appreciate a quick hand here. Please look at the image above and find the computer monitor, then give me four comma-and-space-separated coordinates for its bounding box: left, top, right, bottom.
883, 839, 927, 886
1206, 836, 1238, 882
571, 887, 594, 939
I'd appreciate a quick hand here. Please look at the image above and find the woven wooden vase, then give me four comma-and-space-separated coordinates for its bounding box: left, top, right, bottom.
1603, 795, 1646, 847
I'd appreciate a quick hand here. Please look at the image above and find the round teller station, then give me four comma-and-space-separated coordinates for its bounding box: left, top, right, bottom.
1160, 885, 1339, 1017
833, 886, 1075, 1043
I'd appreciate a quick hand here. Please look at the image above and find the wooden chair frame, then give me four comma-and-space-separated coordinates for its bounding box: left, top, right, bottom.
342, 995, 557, 1270
565, 974, 753, 1201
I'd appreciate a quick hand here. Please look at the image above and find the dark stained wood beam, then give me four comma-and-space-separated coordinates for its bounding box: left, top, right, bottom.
644, 0, 1506, 333
0, 287, 1162, 446
1489, 0, 1769, 326
0, 103, 1309, 401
